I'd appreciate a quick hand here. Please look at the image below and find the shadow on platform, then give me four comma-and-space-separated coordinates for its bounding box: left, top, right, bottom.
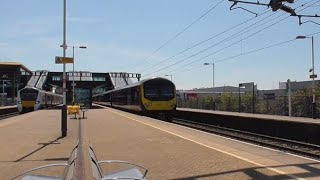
168, 162, 320, 180
13, 136, 64, 162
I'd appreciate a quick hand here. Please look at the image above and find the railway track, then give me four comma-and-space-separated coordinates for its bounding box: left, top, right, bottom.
172, 118, 320, 160
0, 112, 19, 120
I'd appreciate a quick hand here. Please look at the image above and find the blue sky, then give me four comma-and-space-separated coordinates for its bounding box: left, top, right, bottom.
0, 0, 319, 90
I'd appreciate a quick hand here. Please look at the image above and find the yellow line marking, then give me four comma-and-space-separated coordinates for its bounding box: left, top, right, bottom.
107, 109, 304, 180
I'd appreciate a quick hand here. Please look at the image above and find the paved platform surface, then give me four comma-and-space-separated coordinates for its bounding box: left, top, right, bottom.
178, 108, 320, 125
1, 107, 320, 179
0, 105, 17, 110
0, 110, 78, 179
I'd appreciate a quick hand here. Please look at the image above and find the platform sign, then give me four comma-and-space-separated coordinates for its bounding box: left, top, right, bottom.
55, 56, 74, 64
71, 83, 76, 87
310, 74, 317, 79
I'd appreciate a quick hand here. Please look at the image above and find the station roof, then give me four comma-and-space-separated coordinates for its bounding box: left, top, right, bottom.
0, 62, 32, 74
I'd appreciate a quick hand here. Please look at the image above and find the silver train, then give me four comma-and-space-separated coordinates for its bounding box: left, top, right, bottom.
17, 87, 63, 113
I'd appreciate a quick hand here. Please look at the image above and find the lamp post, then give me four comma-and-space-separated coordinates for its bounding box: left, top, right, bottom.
165, 74, 172, 81
296, 35, 316, 119
61, 45, 87, 104
204, 62, 215, 110
61, 0, 67, 137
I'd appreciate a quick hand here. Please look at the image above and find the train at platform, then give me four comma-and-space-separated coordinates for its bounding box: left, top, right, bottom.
93, 77, 176, 120
17, 86, 63, 113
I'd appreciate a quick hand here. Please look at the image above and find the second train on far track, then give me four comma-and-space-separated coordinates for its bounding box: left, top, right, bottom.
93, 77, 176, 120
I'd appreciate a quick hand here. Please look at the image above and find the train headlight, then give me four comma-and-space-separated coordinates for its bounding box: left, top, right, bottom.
144, 102, 152, 108
35, 101, 40, 104
18, 101, 22, 104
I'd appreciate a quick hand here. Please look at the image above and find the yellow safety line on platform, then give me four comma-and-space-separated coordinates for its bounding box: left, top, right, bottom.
107, 109, 304, 180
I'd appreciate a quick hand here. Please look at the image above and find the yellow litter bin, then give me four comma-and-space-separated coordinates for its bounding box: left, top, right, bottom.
67, 105, 80, 115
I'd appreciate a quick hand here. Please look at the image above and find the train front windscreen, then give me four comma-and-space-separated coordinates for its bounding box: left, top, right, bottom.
144, 80, 175, 101
20, 88, 38, 101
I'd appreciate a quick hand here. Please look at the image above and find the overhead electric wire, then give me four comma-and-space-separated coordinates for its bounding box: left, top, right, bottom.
142, 0, 299, 72
173, 30, 320, 75
139, 8, 271, 74
143, 10, 283, 77
128, 0, 224, 71
151, 0, 318, 77
143, 0, 302, 77
215, 31, 320, 63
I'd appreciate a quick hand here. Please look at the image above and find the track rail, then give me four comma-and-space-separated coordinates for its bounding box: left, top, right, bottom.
172, 118, 320, 160
0, 112, 19, 120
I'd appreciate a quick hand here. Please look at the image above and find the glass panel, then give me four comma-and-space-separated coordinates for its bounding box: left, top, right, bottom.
144, 81, 174, 101
52, 76, 61, 81
20, 89, 38, 101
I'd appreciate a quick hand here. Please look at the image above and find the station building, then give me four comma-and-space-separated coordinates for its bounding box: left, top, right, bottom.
0, 62, 141, 107
0, 62, 33, 105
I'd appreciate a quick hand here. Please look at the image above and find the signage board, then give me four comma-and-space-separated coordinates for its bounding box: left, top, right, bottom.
55, 56, 74, 64
310, 74, 317, 79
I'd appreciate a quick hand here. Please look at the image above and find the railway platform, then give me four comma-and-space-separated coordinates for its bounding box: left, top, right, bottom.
0, 106, 18, 117
177, 108, 320, 124
0, 105, 17, 111
0, 107, 320, 179
176, 108, 320, 145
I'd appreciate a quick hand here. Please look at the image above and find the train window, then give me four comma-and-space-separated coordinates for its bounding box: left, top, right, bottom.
144, 84, 174, 101
144, 87, 158, 98
160, 86, 174, 98
52, 76, 61, 81
20, 91, 38, 101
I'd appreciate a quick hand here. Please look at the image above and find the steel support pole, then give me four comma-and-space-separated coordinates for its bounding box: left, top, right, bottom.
252, 84, 255, 113
212, 63, 215, 110
72, 46, 75, 105
238, 85, 241, 113
311, 36, 316, 119
212, 63, 215, 88
288, 79, 292, 117
61, 0, 68, 137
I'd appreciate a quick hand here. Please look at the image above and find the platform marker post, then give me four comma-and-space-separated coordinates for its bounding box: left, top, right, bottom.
288, 79, 292, 117
61, 0, 68, 137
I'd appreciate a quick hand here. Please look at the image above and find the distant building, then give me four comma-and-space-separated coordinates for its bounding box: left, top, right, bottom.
177, 83, 257, 100
177, 80, 320, 101
283, 80, 320, 91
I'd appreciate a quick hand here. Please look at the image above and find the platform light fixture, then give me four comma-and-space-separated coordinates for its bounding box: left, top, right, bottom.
70, 46, 87, 104
165, 74, 172, 81
60, 0, 68, 137
296, 35, 316, 119
204, 62, 215, 110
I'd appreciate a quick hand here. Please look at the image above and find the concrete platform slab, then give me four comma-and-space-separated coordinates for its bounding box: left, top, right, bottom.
83, 107, 320, 179
178, 108, 320, 125
0, 110, 78, 179
1, 107, 320, 179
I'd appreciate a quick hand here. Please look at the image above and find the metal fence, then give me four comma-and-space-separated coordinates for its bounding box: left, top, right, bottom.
177, 92, 320, 118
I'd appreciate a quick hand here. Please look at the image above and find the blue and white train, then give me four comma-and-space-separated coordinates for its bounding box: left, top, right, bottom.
17, 87, 63, 113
